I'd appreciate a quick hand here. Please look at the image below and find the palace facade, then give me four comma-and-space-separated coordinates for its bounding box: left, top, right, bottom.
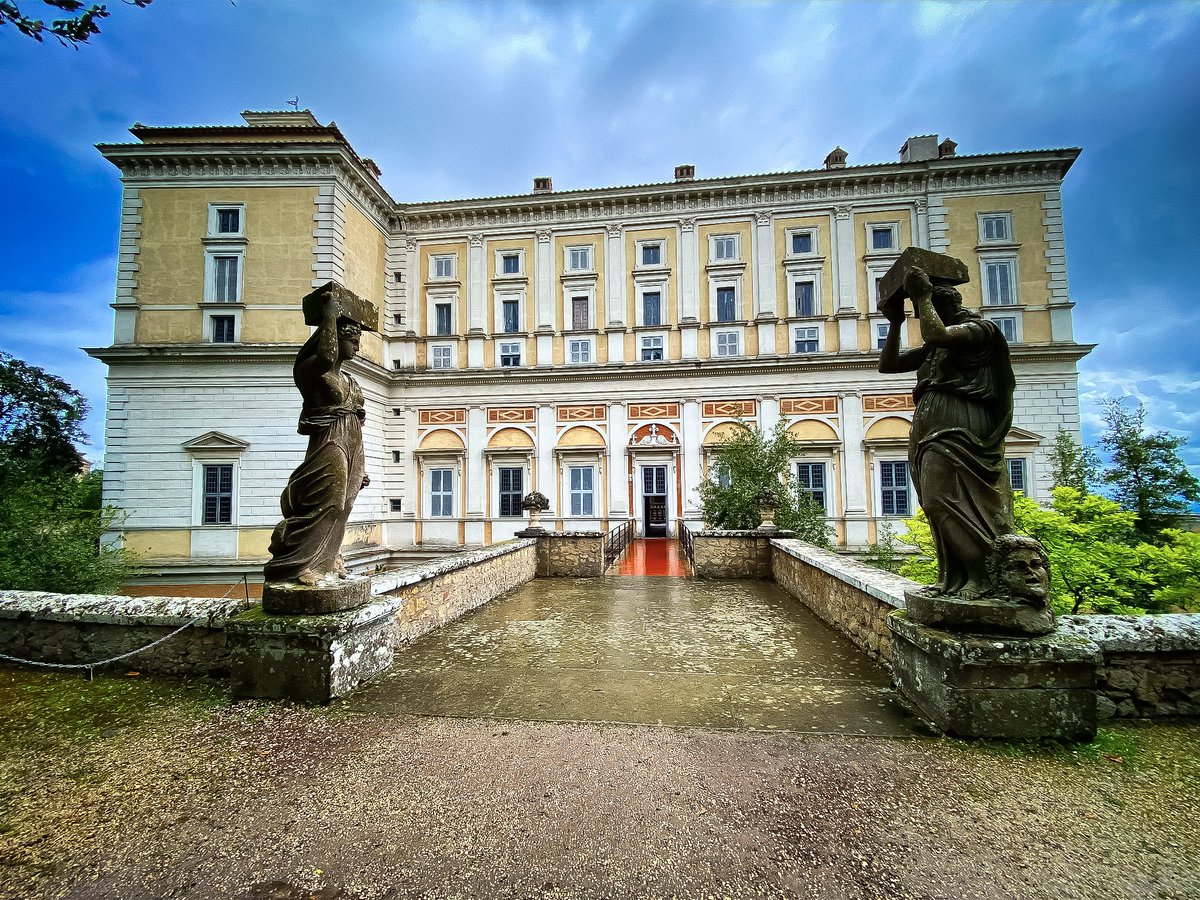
90, 111, 1089, 583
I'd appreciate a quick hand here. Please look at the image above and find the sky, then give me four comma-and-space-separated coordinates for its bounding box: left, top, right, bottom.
1, 0, 1198, 479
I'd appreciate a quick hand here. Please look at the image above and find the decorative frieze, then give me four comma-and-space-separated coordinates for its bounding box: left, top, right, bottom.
628, 403, 680, 420
419, 408, 467, 425
863, 394, 915, 413
781, 396, 838, 415
487, 407, 536, 424
702, 399, 756, 419
556, 405, 606, 422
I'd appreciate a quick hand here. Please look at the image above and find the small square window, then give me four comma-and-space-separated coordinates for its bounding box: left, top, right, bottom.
499, 342, 522, 367
715, 331, 740, 357
980, 213, 1012, 243
642, 292, 662, 327
712, 236, 737, 260
211, 315, 235, 344
716, 287, 736, 322
569, 339, 592, 364
502, 253, 521, 275
794, 326, 819, 353
871, 225, 895, 251
641, 243, 662, 266
389, 498, 403, 512
875, 322, 890, 350
794, 281, 816, 317
433, 255, 455, 279
791, 231, 814, 255
568, 247, 592, 271
640, 335, 664, 362
431, 345, 454, 369
991, 315, 1018, 343
216, 208, 241, 235
393, 312, 405, 326
392, 450, 402, 463
434, 302, 453, 335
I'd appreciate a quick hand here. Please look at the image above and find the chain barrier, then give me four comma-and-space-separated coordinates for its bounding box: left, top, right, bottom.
0, 574, 253, 681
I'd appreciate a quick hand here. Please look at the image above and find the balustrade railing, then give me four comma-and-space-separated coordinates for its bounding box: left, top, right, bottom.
603, 519, 634, 569
678, 520, 695, 568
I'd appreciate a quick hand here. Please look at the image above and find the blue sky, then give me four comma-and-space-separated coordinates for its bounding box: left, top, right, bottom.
1, 0, 1198, 478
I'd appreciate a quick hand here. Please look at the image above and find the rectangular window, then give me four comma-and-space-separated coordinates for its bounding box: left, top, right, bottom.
389, 498, 403, 512
569, 466, 594, 516
211, 315, 235, 343
875, 322, 890, 350
569, 339, 592, 364
1008, 458, 1028, 494
642, 292, 662, 326
216, 208, 241, 235
568, 247, 591, 271
498, 467, 523, 517
796, 462, 827, 510
571, 296, 589, 330
640, 335, 664, 361
502, 298, 520, 333
791, 231, 814, 255
794, 326, 819, 353
431, 345, 453, 369
434, 302, 453, 335
502, 253, 520, 275
879, 460, 911, 517
984, 260, 1016, 306
641, 243, 662, 266
716, 287, 736, 322
981, 214, 1011, 243
715, 331, 739, 357
392, 450, 402, 463
871, 226, 895, 251
714, 463, 732, 488
213, 256, 239, 302
202, 464, 233, 525
499, 342, 521, 367
992, 315, 1018, 342
713, 236, 737, 260
794, 281, 816, 317
430, 468, 454, 517
433, 256, 455, 279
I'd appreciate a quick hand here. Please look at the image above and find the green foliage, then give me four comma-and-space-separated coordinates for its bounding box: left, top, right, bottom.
0, 351, 88, 475
897, 513, 937, 585
860, 521, 905, 574
1099, 398, 1200, 541
0, 0, 152, 48
1049, 428, 1100, 493
698, 421, 832, 548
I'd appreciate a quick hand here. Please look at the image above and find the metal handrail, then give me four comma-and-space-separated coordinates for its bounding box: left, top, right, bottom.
603, 519, 634, 569
678, 519, 695, 567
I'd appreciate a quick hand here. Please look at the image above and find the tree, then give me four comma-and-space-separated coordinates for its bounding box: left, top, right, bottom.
0, 0, 151, 48
698, 421, 832, 547
1048, 428, 1100, 493
1099, 398, 1200, 541
0, 350, 88, 475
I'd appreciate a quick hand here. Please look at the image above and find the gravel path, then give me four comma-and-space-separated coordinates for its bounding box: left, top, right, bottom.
1, 673, 1197, 900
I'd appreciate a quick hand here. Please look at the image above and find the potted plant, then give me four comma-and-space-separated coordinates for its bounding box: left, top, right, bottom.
521, 491, 550, 533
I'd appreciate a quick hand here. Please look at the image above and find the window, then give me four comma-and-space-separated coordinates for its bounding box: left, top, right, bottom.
499, 342, 522, 367
211, 315, 235, 344
568, 246, 592, 271
434, 302, 453, 335
216, 208, 240, 235
433, 255, 455, 279
569, 466, 594, 516
502, 298, 520, 333
712, 235, 737, 260
641, 243, 662, 266
642, 292, 662, 327
794, 326, 819, 353
202, 464, 233, 525
1008, 458, 1028, 494
879, 460, 911, 516
791, 230, 815, 255
796, 462, 828, 511
498, 467, 523, 517
716, 287, 736, 322
430, 468, 454, 517
502, 253, 521, 275
870, 225, 896, 251
983, 260, 1016, 306
875, 322, 890, 350
431, 345, 454, 369
568, 339, 592, 364
715, 331, 740, 357
980, 213, 1012, 243
794, 280, 816, 317
991, 315, 1018, 343
213, 256, 240, 302
389, 498, 403, 512
640, 335, 664, 361
571, 296, 589, 330
714, 463, 732, 488
392, 450, 402, 463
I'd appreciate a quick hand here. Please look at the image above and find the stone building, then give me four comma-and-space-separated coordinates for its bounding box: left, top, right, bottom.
90, 111, 1088, 585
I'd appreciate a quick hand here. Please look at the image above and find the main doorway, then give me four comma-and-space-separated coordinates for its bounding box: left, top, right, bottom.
641, 465, 668, 537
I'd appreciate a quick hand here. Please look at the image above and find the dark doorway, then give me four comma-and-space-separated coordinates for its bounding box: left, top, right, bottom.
642, 465, 668, 537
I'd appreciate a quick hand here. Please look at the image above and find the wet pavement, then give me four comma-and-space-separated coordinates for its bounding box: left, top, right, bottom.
345, 575, 915, 735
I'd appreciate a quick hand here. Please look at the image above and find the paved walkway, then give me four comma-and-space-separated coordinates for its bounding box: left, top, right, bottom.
346, 575, 914, 735
614, 538, 689, 576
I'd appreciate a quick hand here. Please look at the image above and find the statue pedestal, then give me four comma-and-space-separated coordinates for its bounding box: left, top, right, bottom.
904, 589, 1056, 637
262, 576, 372, 615
888, 611, 1099, 740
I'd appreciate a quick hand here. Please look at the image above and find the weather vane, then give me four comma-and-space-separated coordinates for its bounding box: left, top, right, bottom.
286, 96, 299, 110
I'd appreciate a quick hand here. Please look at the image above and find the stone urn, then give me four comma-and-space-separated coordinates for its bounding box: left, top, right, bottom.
520, 490, 550, 534
755, 487, 780, 532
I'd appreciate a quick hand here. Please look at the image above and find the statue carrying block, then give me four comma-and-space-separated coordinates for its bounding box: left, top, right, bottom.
876, 247, 969, 321
303, 281, 379, 332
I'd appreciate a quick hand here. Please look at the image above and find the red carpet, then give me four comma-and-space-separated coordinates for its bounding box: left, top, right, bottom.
615, 539, 690, 577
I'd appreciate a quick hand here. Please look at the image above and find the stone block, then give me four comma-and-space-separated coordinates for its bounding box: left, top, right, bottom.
876, 247, 969, 319
905, 590, 1056, 637
888, 611, 1099, 741
303, 281, 379, 332
262, 577, 372, 615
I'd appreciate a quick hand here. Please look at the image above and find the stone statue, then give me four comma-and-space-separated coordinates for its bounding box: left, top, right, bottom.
263, 282, 379, 614
878, 247, 1053, 635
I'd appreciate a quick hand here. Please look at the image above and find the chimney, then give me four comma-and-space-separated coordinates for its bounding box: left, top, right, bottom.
674, 164, 695, 182
938, 138, 958, 158
533, 176, 553, 193
899, 134, 939, 162
823, 147, 848, 170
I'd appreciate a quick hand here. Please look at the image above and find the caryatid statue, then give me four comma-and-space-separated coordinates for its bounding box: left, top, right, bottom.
262, 282, 379, 615
877, 247, 1055, 635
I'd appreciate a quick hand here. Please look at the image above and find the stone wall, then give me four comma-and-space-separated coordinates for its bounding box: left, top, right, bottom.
0, 591, 249, 676
1060, 615, 1200, 720
534, 532, 606, 577
692, 530, 786, 579
770, 539, 912, 665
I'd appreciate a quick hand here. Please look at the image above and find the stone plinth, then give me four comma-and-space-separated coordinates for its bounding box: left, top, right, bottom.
889, 611, 1099, 740
226, 603, 395, 704
693, 530, 793, 579
262, 577, 371, 615
905, 589, 1055, 637
535, 532, 606, 577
